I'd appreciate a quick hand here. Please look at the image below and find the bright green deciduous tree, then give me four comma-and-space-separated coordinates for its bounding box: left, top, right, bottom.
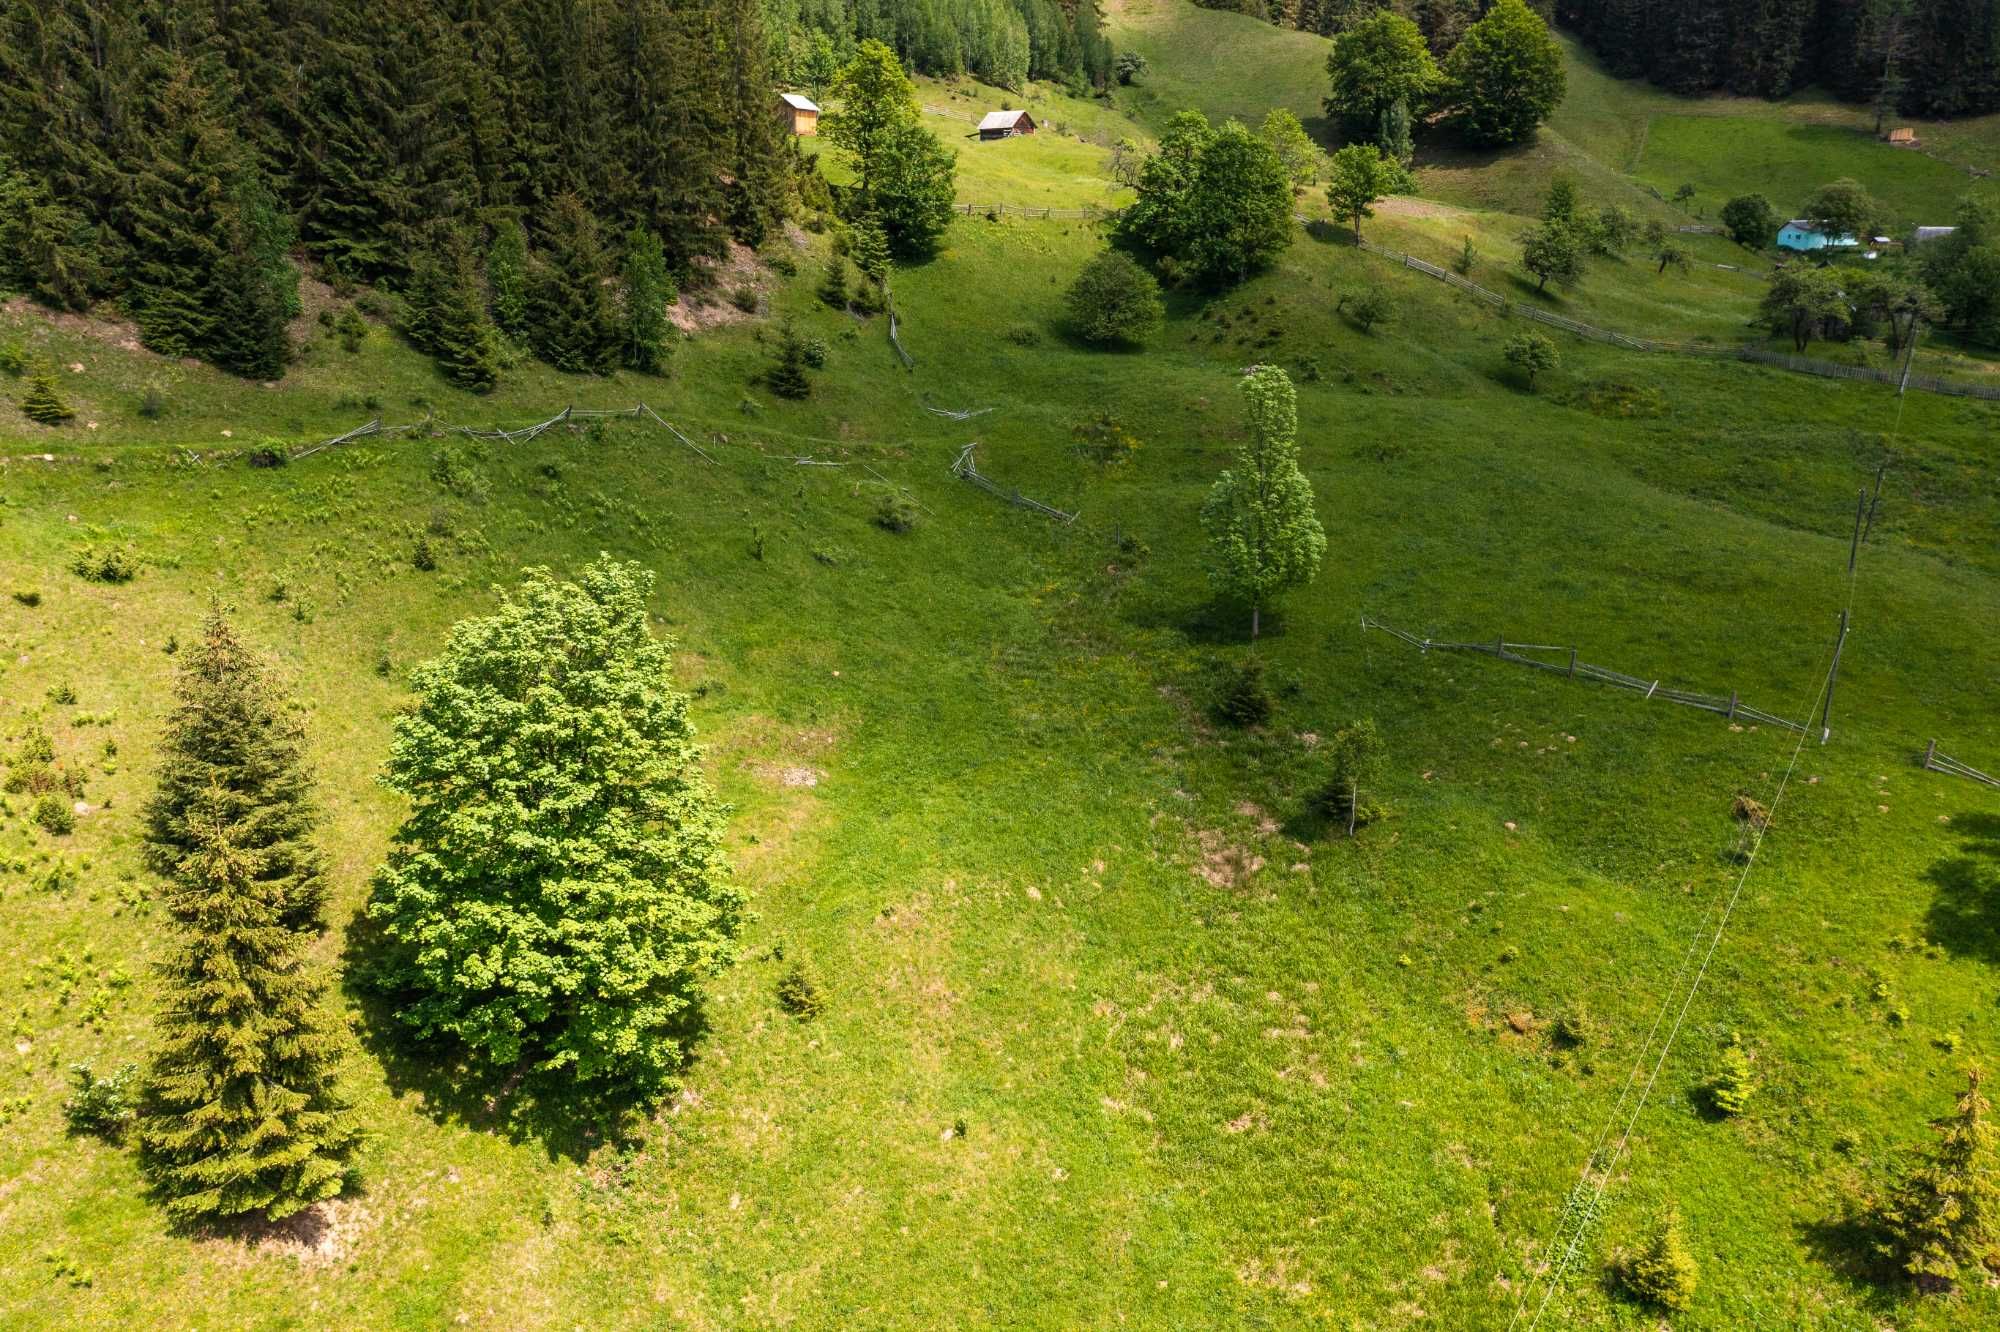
822, 40, 919, 199
145, 611, 329, 935
1259, 108, 1320, 189
1502, 331, 1558, 390
1201, 365, 1326, 640
365, 558, 743, 1103
1875, 1067, 2000, 1292
487, 219, 530, 341
620, 227, 676, 374
1721, 194, 1777, 247
1323, 10, 1439, 139
1444, 0, 1566, 147
1326, 143, 1396, 242
1064, 249, 1164, 346
1519, 221, 1584, 293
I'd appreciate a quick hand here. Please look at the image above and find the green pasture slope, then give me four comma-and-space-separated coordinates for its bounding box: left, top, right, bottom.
3, 8, 2000, 1331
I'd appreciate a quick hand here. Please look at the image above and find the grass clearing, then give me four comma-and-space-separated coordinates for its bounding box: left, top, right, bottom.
4, 8, 2000, 1328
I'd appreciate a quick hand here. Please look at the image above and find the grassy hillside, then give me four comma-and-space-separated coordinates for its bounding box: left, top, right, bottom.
1104, 0, 1332, 135
5, 8, 2000, 1329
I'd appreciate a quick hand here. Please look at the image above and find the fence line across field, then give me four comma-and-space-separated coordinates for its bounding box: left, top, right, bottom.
1353, 238, 2000, 401
951, 202, 1108, 220
1921, 740, 2000, 789
950, 441, 1077, 525
1360, 613, 1812, 734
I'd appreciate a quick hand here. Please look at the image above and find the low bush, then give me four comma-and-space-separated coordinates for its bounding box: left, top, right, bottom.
776, 962, 825, 1020
1214, 656, 1273, 728
62, 1062, 137, 1141
873, 491, 918, 534
1613, 1206, 1700, 1311
32, 793, 75, 835
69, 546, 137, 584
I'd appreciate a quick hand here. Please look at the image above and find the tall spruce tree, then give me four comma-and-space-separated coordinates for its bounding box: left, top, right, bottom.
487, 217, 531, 341
138, 792, 359, 1224
404, 224, 501, 392
138, 612, 355, 1223
721, 0, 790, 246
528, 192, 618, 375
145, 610, 329, 935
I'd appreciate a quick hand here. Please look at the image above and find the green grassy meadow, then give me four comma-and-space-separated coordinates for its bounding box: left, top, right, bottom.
4, 6, 2000, 1330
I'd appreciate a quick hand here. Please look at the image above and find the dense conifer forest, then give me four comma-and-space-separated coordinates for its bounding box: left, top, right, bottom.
761, 0, 1114, 92
0, 1, 793, 376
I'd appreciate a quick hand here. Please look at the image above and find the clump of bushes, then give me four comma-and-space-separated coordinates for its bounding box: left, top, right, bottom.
1309, 718, 1386, 833
32, 793, 75, 835
69, 546, 137, 584
1064, 249, 1164, 346
1071, 410, 1141, 465
873, 491, 918, 534
776, 962, 824, 1020
1214, 656, 1273, 727
1612, 1206, 1700, 1311
62, 1062, 137, 1141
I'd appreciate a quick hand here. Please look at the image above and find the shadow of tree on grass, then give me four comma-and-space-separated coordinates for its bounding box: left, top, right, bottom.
1923, 811, 2000, 965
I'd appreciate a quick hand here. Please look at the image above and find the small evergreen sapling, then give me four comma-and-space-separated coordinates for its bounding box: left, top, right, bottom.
1707, 1032, 1756, 1116
766, 319, 813, 400
62, 1062, 138, 1141
19, 359, 75, 424
1873, 1067, 2000, 1292
1616, 1206, 1700, 1310
817, 256, 851, 310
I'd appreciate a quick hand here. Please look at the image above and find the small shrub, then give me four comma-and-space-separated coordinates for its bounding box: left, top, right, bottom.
872, 491, 918, 534
137, 379, 169, 419
1071, 409, 1141, 464
62, 1062, 137, 1141
1310, 718, 1387, 831
1214, 656, 1273, 728
69, 546, 137, 584
1004, 324, 1042, 347
32, 793, 75, 835
46, 682, 76, 705
729, 283, 759, 314
800, 335, 830, 369
1551, 1005, 1599, 1050
246, 444, 288, 468
0, 338, 25, 376
1614, 1207, 1700, 1311
1707, 1032, 1756, 1116
1344, 287, 1391, 334
1064, 249, 1165, 346
775, 962, 824, 1020
411, 535, 438, 572
1503, 332, 1559, 390
1452, 236, 1477, 276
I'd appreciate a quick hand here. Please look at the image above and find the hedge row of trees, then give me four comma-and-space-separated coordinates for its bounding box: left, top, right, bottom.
0, 0, 792, 379
1558, 0, 2000, 118
89, 559, 740, 1224
761, 0, 1114, 93
1324, 1, 1567, 151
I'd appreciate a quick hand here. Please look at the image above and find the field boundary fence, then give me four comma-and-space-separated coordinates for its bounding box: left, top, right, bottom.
950, 441, 1077, 524
1353, 238, 2000, 401
951, 202, 1108, 220
1361, 613, 1812, 734
1921, 740, 2000, 789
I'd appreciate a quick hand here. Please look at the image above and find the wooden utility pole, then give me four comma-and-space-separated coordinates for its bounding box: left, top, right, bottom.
1819, 609, 1850, 744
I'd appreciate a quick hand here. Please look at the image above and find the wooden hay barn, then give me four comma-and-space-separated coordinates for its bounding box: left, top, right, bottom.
779, 92, 820, 137
977, 109, 1036, 141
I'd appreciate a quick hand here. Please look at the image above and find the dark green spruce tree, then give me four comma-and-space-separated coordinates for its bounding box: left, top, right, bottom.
144, 609, 329, 934
529, 192, 618, 374
138, 612, 357, 1224
404, 224, 501, 392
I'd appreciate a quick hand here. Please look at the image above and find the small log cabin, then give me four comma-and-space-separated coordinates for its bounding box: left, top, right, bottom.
779, 92, 820, 136
977, 109, 1036, 141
